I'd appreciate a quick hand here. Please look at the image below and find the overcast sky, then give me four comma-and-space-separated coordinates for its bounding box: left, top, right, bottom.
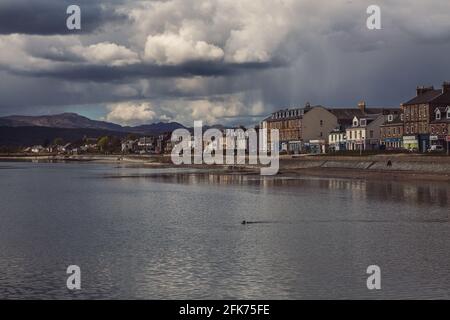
1, 0, 450, 126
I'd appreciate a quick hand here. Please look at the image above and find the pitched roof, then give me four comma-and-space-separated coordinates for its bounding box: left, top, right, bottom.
329, 108, 365, 120
403, 89, 444, 105
428, 91, 450, 105
380, 115, 403, 126
329, 107, 398, 121
431, 106, 450, 124
263, 105, 324, 122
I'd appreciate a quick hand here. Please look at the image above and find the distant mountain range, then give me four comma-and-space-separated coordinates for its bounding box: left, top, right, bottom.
0, 113, 187, 134
0, 112, 187, 147
0, 126, 130, 148
0, 112, 239, 148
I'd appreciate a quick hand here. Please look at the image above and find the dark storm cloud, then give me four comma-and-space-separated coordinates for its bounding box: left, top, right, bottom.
9, 60, 285, 82
0, 0, 128, 35
1, 0, 450, 126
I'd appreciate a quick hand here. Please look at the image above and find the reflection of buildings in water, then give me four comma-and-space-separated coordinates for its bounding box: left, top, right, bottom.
326, 179, 368, 202
365, 181, 449, 208
403, 185, 420, 204
349, 180, 368, 202
143, 172, 449, 208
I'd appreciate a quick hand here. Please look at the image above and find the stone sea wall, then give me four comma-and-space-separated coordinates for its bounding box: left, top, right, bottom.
280, 156, 450, 173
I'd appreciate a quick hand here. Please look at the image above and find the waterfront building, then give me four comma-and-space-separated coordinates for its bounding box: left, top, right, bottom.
402, 82, 450, 152
261, 106, 303, 153
328, 129, 347, 151
31, 145, 45, 153
380, 113, 404, 150
137, 137, 155, 153
121, 139, 137, 153
329, 102, 399, 152
429, 106, 450, 151
345, 115, 385, 151
301, 105, 338, 153
261, 104, 339, 153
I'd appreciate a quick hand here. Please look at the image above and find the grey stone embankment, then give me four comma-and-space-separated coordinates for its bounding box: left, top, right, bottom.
1, 154, 449, 180
280, 155, 450, 174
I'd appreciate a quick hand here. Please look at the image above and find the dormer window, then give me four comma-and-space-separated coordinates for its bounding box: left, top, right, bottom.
352, 117, 359, 127
435, 109, 441, 120
360, 119, 367, 127
388, 115, 394, 122
447, 106, 450, 119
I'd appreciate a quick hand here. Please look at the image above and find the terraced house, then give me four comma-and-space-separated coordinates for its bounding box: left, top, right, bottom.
329, 102, 399, 152
430, 106, 450, 151
402, 82, 450, 152
261, 103, 338, 153
380, 113, 404, 150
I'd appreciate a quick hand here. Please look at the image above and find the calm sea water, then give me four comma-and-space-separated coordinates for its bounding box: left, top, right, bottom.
0, 161, 449, 299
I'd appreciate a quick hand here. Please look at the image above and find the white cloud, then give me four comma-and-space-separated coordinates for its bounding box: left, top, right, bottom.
144, 32, 224, 65
158, 95, 265, 125
71, 42, 140, 66
0, 34, 75, 71
101, 94, 264, 127
105, 102, 157, 126
0, 35, 140, 72
133, 0, 299, 65
3, 0, 450, 126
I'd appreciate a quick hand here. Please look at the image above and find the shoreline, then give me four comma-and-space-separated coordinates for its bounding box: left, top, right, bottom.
1, 154, 449, 182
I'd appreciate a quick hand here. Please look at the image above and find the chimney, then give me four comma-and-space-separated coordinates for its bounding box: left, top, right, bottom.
358, 101, 366, 113
416, 85, 434, 96
442, 81, 450, 94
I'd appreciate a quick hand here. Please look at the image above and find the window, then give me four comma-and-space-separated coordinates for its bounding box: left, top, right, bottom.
436, 109, 441, 120
360, 119, 367, 126
320, 120, 323, 126
370, 130, 374, 138
447, 107, 450, 119
388, 115, 394, 122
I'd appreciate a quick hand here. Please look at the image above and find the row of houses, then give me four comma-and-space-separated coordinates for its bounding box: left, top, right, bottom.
26, 142, 99, 154
121, 134, 175, 154
23, 82, 450, 156
261, 82, 450, 153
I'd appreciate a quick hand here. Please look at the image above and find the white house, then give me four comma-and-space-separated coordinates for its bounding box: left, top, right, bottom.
346, 115, 385, 151
328, 129, 347, 151
121, 140, 137, 153
31, 145, 44, 153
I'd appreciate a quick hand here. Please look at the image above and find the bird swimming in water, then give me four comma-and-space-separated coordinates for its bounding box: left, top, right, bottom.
242, 220, 277, 225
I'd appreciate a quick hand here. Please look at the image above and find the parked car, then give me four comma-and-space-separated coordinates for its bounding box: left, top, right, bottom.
428, 145, 444, 152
